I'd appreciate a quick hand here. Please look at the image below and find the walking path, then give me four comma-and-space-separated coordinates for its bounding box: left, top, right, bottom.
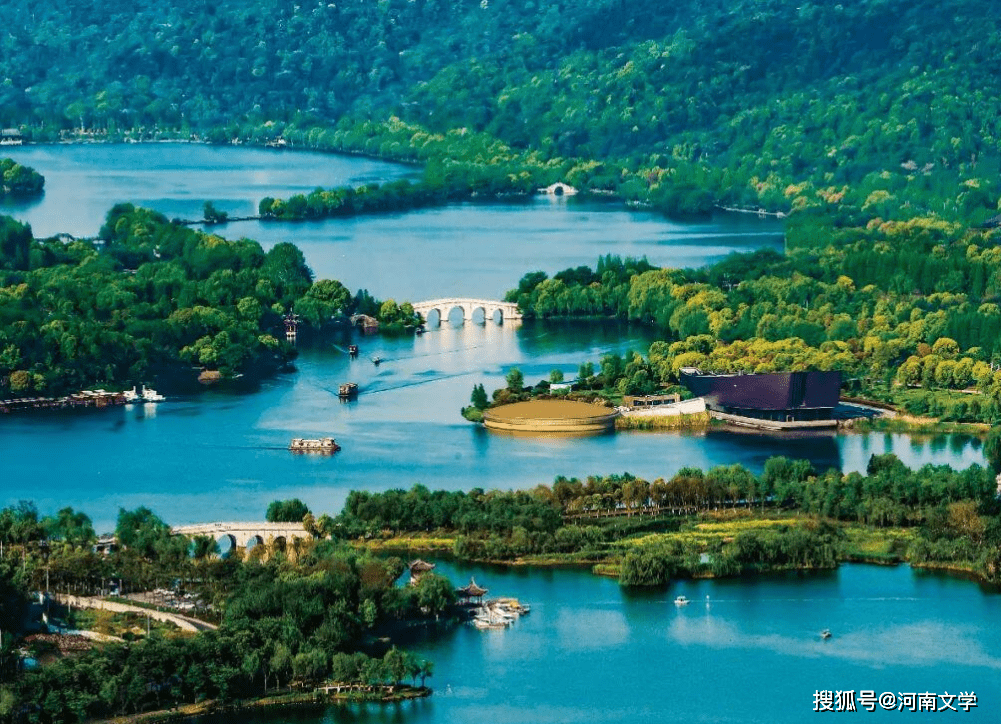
52, 594, 218, 633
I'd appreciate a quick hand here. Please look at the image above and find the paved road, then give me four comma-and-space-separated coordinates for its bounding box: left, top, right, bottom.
53, 594, 218, 633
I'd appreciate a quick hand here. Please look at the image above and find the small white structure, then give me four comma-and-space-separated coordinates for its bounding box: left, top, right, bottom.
619, 398, 707, 418
540, 182, 578, 196
549, 378, 578, 392
123, 385, 165, 402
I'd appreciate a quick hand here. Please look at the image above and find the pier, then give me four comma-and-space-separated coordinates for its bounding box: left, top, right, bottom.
714, 204, 788, 219
0, 389, 128, 414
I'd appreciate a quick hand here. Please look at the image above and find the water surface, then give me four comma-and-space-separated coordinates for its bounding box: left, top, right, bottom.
0, 321, 983, 532
193, 561, 1001, 723
0, 143, 784, 300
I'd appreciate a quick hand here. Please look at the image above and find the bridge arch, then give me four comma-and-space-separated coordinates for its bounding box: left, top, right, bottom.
216, 534, 237, 559
423, 307, 443, 326
412, 298, 522, 327
171, 521, 316, 561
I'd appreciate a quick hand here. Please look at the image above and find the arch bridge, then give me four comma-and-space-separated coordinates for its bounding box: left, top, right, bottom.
172, 521, 312, 556
412, 298, 522, 325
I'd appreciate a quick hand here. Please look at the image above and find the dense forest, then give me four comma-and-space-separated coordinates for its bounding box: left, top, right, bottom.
0, 206, 415, 397
335, 452, 1001, 582
2, 1, 1001, 407
0, 503, 445, 722
499, 238, 1001, 422
1, 1, 1000, 220
4, 445, 1001, 719
0, 159, 43, 198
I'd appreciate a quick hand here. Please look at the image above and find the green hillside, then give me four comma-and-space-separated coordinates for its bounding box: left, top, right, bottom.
2, 1, 1000, 217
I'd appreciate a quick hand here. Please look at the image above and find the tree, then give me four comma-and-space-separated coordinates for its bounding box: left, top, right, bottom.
985, 428, 1001, 473
115, 507, 170, 558
0, 501, 44, 544
0, 216, 32, 271
270, 644, 293, 690
190, 534, 219, 560
549, 369, 564, 384
202, 201, 228, 225
505, 367, 524, 392
265, 499, 311, 523
43, 507, 96, 547
413, 573, 456, 617
470, 383, 489, 410
263, 242, 313, 304
418, 659, 434, 687
383, 647, 408, 687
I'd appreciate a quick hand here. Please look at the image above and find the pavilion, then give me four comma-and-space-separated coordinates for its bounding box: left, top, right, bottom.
456, 577, 488, 603
407, 559, 436, 585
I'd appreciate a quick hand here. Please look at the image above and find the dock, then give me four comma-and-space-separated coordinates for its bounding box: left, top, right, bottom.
456, 577, 530, 629
0, 389, 129, 414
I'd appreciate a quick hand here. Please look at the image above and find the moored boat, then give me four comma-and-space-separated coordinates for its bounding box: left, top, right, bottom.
141, 386, 166, 402
289, 437, 340, 453
674, 596, 690, 606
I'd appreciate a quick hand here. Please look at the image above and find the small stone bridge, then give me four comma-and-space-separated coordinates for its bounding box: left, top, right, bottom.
412, 298, 522, 324
171, 521, 311, 553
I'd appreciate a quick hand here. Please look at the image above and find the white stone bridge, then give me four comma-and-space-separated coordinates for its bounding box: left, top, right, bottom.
171, 521, 311, 552
412, 298, 522, 324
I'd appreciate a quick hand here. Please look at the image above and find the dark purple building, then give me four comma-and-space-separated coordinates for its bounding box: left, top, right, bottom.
679, 369, 842, 423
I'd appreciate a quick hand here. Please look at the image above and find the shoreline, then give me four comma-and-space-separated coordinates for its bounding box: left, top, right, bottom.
95, 685, 432, 724
352, 524, 999, 588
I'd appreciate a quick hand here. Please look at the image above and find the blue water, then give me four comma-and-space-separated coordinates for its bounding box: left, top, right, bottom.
0, 143, 784, 300
0, 321, 984, 533
0, 145, 995, 722
193, 561, 1001, 723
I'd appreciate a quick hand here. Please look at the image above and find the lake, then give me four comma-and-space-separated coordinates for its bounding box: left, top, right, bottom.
0, 143, 994, 724
0, 145, 987, 533
0, 143, 783, 301
192, 560, 1001, 723
0, 320, 985, 533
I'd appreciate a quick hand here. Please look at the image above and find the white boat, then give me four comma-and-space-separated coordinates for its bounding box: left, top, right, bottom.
141, 386, 165, 402
820, 629, 832, 640
674, 596, 690, 606
122, 386, 140, 403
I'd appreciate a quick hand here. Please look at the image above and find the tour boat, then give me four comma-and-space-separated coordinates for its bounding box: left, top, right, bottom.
141, 386, 166, 402
124, 385, 165, 402
289, 437, 340, 453
674, 596, 690, 606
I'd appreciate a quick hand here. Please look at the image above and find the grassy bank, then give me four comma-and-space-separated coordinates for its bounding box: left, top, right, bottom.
615, 411, 712, 431
354, 512, 998, 586
361, 534, 456, 553
853, 415, 990, 436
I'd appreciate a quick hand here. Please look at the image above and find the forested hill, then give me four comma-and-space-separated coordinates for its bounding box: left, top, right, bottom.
3, 2, 999, 181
